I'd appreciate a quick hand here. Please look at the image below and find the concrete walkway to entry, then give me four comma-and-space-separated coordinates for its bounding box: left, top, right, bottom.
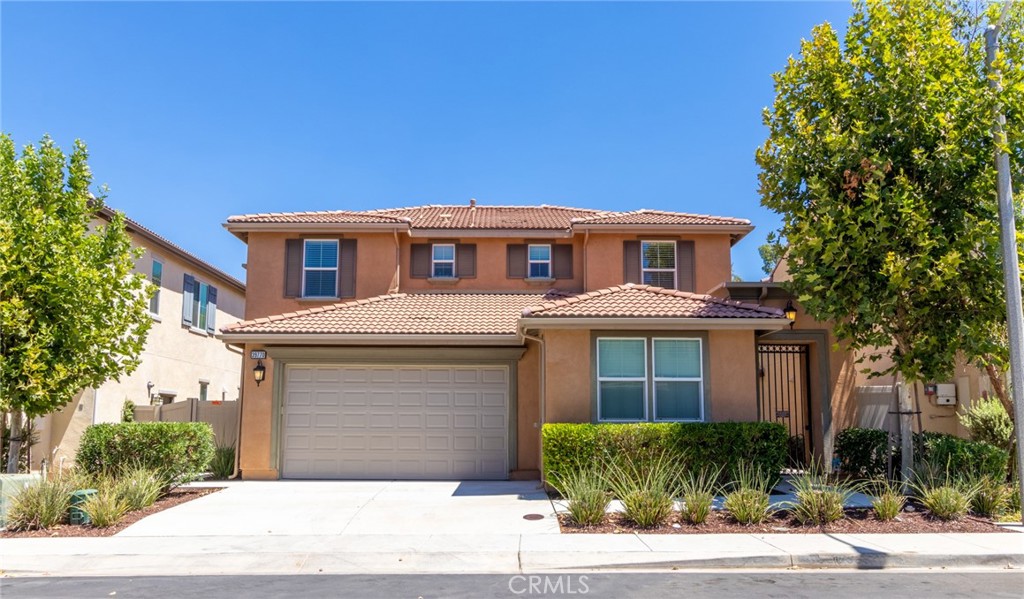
122, 480, 561, 537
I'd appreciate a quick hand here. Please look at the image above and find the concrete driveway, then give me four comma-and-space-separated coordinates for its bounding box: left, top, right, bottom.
117, 480, 560, 537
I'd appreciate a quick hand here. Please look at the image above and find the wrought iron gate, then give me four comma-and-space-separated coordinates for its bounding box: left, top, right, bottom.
757, 344, 812, 466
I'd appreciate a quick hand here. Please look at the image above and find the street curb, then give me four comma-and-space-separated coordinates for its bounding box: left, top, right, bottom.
544, 552, 1024, 571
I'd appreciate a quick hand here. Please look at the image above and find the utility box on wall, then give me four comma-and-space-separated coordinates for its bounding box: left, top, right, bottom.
934, 383, 957, 406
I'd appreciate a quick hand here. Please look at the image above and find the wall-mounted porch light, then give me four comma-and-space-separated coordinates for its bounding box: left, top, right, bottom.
784, 300, 798, 328
253, 360, 266, 386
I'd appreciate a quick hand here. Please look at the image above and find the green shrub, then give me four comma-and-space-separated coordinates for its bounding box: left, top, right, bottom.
869, 479, 906, 521
915, 485, 974, 521
967, 475, 1010, 518
112, 465, 164, 511
550, 467, 610, 526
121, 400, 136, 423
958, 397, 1013, 452
835, 427, 892, 478
1008, 480, 1021, 513
678, 465, 721, 525
605, 452, 679, 528
82, 489, 129, 528
210, 446, 236, 480
786, 464, 857, 525
723, 464, 771, 525
5, 477, 76, 531
542, 422, 787, 489
77, 422, 216, 487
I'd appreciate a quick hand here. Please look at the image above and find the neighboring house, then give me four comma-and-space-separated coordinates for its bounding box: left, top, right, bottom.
32, 207, 246, 470
220, 202, 792, 481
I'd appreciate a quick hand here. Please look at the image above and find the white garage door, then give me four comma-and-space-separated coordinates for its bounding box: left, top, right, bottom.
281, 364, 509, 480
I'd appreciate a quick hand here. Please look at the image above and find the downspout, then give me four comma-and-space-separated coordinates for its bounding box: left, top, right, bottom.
230, 343, 245, 479
520, 328, 546, 483
389, 228, 401, 294
582, 230, 590, 291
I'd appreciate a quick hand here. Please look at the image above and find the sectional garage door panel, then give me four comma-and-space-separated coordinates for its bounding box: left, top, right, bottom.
281, 365, 509, 480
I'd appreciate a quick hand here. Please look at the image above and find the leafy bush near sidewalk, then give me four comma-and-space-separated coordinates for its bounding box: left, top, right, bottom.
605, 453, 680, 528
77, 422, 215, 486
834, 427, 1008, 482
868, 479, 906, 521
111, 465, 164, 511
542, 422, 787, 489
678, 465, 722, 525
5, 475, 79, 531
723, 464, 771, 525
785, 464, 860, 525
210, 445, 236, 480
550, 466, 610, 526
82, 488, 130, 528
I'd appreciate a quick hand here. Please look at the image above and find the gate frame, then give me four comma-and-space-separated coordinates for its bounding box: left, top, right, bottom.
756, 343, 813, 464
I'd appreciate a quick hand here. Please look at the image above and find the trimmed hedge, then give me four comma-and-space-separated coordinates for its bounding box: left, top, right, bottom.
77, 422, 216, 486
834, 427, 1009, 481
542, 422, 788, 487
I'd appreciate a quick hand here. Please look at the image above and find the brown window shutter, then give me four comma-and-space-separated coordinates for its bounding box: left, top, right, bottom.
507, 244, 527, 278
339, 239, 357, 297
456, 243, 476, 278
552, 244, 573, 279
676, 240, 695, 292
623, 240, 641, 284
410, 244, 431, 278
284, 239, 303, 297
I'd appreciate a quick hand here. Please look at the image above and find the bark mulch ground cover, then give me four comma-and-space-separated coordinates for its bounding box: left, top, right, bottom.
558, 506, 1012, 534
1, 487, 223, 538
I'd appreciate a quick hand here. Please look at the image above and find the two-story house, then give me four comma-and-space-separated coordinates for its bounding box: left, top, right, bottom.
220, 202, 791, 481
32, 207, 246, 469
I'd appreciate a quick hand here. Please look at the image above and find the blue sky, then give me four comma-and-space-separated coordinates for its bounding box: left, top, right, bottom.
1, 1, 853, 282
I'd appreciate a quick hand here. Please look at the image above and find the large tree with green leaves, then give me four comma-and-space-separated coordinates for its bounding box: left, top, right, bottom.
757, 1, 1023, 392
0, 134, 152, 472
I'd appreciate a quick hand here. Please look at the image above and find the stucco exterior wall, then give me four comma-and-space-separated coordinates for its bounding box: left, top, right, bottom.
583, 233, 733, 294
238, 346, 278, 479
515, 340, 541, 476
541, 330, 593, 424
33, 239, 245, 469
706, 330, 758, 421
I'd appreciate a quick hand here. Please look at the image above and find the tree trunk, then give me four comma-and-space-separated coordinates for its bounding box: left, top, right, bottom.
984, 362, 1014, 424
6, 411, 23, 474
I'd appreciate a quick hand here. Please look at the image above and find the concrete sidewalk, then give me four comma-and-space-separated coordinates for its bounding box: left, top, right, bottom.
2, 530, 1021, 576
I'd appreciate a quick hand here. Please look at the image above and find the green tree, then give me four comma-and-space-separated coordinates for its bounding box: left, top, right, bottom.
0, 134, 152, 472
758, 232, 786, 276
757, 0, 1024, 387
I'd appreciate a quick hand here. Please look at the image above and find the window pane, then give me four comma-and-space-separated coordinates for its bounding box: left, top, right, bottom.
305, 241, 338, 268
600, 381, 645, 420
654, 339, 702, 378
529, 262, 550, 278
152, 261, 162, 285
655, 381, 702, 420
433, 244, 454, 261
528, 245, 551, 261
304, 270, 337, 297
197, 284, 208, 330
598, 339, 645, 378
641, 241, 675, 269
433, 263, 455, 278
642, 270, 676, 288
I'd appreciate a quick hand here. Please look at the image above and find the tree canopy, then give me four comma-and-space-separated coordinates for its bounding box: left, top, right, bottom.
0, 134, 152, 422
757, 0, 1024, 383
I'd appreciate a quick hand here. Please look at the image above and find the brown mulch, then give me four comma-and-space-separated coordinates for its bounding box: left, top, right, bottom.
1, 487, 223, 538
558, 506, 1012, 534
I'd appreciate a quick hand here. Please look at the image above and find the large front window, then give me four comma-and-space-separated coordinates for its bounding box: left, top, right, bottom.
303, 239, 339, 298
641, 241, 676, 288
597, 337, 704, 422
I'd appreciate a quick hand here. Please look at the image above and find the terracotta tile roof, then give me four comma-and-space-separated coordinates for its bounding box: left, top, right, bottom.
570, 209, 751, 226
221, 292, 560, 336
226, 210, 409, 224
226, 204, 749, 230
521, 284, 786, 319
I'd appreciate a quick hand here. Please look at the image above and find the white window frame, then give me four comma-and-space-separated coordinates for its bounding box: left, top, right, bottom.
191, 279, 210, 333
432, 243, 456, 278
198, 381, 209, 402
302, 239, 339, 298
527, 244, 552, 279
641, 240, 676, 289
596, 337, 649, 422
652, 337, 705, 422
149, 258, 163, 317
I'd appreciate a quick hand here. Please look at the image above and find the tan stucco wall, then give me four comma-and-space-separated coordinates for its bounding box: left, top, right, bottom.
583, 233, 733, 294
33, 238, 245, 469
541, 330, 593, 424
238, 346, 278, 479
706, 330, 758, 421
516, 340, 541, 474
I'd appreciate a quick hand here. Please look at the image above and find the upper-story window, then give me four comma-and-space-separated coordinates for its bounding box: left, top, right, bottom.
303, 240, 339, 298
149, 259, 163, 316
528, 244, 552, 279
641, 241, 676, 288
182, 274, 218, 334
432, 244, 456, 278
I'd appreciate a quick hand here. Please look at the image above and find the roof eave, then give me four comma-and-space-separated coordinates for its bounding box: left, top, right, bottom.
406, 228, 575, 238
517, 316, 789, 330
217, 332, 523, 346
571, 223, 754, 237
222, 221, 409, 239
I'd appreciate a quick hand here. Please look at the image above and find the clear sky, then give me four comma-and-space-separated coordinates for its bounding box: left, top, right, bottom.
1, 1, 853, 283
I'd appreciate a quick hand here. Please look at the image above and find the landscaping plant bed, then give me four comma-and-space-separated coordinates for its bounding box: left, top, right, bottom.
1, 487, 222, 538
557, 507, 1013, 535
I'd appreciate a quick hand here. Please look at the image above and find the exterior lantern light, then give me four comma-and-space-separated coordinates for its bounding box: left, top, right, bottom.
784, 300, 798, 328
253, 360, 267, 386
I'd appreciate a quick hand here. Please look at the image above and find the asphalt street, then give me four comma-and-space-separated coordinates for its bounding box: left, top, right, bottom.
1, 571, 1021, 599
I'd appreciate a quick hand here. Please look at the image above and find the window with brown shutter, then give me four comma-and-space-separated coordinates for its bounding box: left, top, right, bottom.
507, 244, 527, 278
410, 244, 431, 278
552, 244, 574, 279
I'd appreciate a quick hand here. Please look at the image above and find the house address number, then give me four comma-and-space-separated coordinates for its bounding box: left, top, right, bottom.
250, 350, 267, 360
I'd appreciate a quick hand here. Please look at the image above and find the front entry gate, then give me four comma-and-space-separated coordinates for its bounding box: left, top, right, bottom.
757, 344, 812, 466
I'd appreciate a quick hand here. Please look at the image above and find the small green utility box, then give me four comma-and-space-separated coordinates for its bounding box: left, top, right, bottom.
69, 489, 97, 525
